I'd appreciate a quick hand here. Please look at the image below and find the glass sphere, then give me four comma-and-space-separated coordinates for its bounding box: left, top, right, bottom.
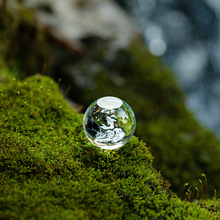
83, 96, 136, 150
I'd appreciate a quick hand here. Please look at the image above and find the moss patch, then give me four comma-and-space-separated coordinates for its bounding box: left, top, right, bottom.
57, 40, 220, 197
0, 74, 219, 219
1, 2, 220, 199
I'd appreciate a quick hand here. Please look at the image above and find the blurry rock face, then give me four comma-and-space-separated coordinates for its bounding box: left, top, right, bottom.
22, 0, 139, 50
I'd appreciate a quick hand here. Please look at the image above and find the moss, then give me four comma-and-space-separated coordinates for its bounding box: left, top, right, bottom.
199, 199, 220, 214
0, 57, 14, 83
0, 2, 53, 78
0, 73, 219, 219
1, 1, 220, 199
56, 40, 220, 197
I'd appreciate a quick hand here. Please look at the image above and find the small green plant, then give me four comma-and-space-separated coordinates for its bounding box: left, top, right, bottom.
198, 178, 204, 200
195, 187, 199, 200
183, 174, 218, 202
185, 185, 193, 202
201, 173, 209, 199
182, 175, 220, 215
214, 189, 217, 201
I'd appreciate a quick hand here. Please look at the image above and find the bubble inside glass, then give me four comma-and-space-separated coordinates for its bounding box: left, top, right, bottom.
83, 96, 136, 149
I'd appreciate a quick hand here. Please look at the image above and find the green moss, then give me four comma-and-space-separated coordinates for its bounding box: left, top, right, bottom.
0, 74, 219, 219
1, 0, 220, 200
199, 199, 220, 214
58, 40, 220, 197
0, 2, 53, 78
0, 57, 14, 83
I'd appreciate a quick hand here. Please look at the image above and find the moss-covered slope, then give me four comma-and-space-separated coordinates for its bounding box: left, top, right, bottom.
0, 74, 219, 219
1, 2, 220, 198
60, 41, 220, 196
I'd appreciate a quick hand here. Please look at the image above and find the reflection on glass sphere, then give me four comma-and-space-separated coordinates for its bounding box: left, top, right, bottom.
83, 96, 136, 150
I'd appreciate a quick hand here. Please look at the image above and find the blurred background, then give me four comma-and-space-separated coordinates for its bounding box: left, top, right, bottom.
119, 0, 220, 137
17, 0, 220, 137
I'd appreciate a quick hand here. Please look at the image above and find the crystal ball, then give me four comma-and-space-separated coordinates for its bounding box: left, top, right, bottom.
83, 96, 136, 150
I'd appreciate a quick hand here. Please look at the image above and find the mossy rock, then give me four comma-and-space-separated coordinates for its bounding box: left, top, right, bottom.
55, 40, 220, 197
0, 73, 220, 219
1, 2, 220, 198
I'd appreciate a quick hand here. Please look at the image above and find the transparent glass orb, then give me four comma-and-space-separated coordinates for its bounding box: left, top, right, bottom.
83, 96, 136, 150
